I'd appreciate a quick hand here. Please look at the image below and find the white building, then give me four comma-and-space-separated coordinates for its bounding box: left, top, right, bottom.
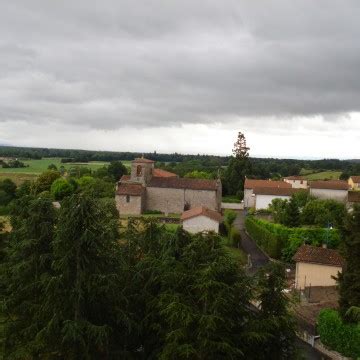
244, 179, 292, 208
254, 187, 304, 210
293, 245, 344, 290
283, 176, 308, 189
309, 180, 349, 203
181, 206, 222, 234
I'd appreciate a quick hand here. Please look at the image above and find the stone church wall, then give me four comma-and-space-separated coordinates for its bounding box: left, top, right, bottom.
145, 187, 219, 214
115, 194, 143, 215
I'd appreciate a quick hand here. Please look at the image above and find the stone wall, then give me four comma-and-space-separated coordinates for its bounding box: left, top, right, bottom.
115, 194, 143, 215
145, 187, 219, 214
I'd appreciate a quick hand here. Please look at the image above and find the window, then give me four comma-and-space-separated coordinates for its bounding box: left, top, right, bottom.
136, 165, 142, 176
126, 195, 130, 203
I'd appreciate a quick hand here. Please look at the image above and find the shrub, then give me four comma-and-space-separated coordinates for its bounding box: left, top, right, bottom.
224, 209, 237, 235
245, 217, 340, 261
317, 309, 360, 359
51, 178, 75, 200
143, 210, 163, 215
230, 227, 242, 247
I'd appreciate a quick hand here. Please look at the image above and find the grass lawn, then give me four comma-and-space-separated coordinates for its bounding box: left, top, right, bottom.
222, 195, 241, 203
304, 171, 342, 180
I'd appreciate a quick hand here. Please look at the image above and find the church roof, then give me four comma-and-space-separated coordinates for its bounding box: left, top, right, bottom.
148, 177, 219, 191
153, 168, 178, 178
116, 183, 144, 196
133, 157, 155, 163
181, 206, 222, 222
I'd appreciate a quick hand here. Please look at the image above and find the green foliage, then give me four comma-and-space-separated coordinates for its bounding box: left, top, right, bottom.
257, 263, 297, 359
77, 176, 115, 198
317, 309, 360, 358
224, 209, 237, 235
0, 179, 17, 206
47, 163, 58, 171
2, 196, 56, 358
269, 198, 288, 224
34, 170, 61, 194
339, 172, 350, 181
245, 216, 340, 261
301, 199, 346, 228
50, 178, 75, 200
184, 170, 212, 179
143, 209, 163, 215
283, 197, 300, 228
224, 156, 251, 197
106, 160, 128, 181
338, 204, 360, 318
230, 227, 242, 247
15, 180, 32, 198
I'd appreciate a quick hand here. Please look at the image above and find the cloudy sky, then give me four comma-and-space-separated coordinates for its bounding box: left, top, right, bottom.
1, 1, 360, 159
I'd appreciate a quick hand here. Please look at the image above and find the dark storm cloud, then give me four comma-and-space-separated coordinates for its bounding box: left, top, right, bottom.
1, 0, 360, 131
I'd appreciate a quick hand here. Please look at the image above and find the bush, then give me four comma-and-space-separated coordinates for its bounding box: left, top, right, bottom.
230, 227, 241, 247
245, 217, 340, 261
143, 210, 163, 215
51, 178, 75, 200
0, 205, 10, 215
224, 209, 237, 235
317, 309, 360, 358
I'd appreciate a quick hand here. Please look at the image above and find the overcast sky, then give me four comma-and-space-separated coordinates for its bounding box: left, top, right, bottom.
1, 1, 360, 159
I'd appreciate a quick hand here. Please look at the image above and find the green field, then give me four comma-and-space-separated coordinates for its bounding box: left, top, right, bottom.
0, 158, 131, 184
304, 171, 342, 180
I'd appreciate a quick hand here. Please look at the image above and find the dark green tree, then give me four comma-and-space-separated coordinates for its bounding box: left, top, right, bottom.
284, 197, 300, 228
224, 132, 251, 197
39, 193, 128, 358
107, 161, 128, 181
34, 170, 61, 194
338, 204, 360, 319
0, 178, 17, 205
2, 196, 56, 358
257, 262, 297, 359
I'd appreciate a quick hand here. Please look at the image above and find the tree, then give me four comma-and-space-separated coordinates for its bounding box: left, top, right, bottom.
39, 194, 128, 358
107, 161, 128, 181
50, 178, 74, 200
3, 196, 56, 358
224, 132, 251, 197
257, 262, 297, 359
269, 198, 288, 224
184, 170, 212, 179
338, 204, 360, 319
34, 170, 61, 194
0, 178, 17, 205
284, 198, 300, 228
47, 163, 58, 171
339, 172, 350, 181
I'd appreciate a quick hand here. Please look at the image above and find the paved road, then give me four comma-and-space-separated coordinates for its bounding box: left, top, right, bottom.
234, 211, 269, 271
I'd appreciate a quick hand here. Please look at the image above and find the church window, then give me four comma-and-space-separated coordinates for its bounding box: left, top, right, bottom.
126, 195, 130, 203
136, 165, 142, 176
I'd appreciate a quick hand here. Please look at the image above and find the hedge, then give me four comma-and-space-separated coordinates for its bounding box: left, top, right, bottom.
317, 309, 360, 359
245, 216, 340, 261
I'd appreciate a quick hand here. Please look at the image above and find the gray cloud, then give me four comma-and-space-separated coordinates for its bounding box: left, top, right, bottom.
1, 0, 360, 136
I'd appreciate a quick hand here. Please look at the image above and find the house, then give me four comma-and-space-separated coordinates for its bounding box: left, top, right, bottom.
181, 206, 222, 234
253, 187, 305, 210
293, 245, 344, 290
115, 158, 222, 215
283, 176, 308, 189
347, 191, 360, 209
348, 176, 360, 190
243, 179, 291, 208
309, 180, 349, 203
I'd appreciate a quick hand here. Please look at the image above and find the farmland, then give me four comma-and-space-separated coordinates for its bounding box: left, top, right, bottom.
0, 158, 131, 184
301, 170, 342, 180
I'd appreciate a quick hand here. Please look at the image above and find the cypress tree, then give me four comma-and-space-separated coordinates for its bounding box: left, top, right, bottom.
338, 204, 360, 319
284, 197, 300, 228
39, 193, 128, 359
2, 195, 56, 358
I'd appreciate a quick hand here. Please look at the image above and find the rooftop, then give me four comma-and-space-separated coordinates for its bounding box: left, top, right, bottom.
148, 177, 219, 191
350, 175, 360, 183
309, 180, 349, 190
284, 176, 305, 181
116, 183, 144, 196
181, 206, 222, 222
244, 179, 292, 189
348, 191, 360, 203
153, 168, 178, 178
133, 157, 155, 164
293, 245, 344, 267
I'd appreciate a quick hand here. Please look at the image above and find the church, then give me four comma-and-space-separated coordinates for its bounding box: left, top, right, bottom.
115, 157, 222, 215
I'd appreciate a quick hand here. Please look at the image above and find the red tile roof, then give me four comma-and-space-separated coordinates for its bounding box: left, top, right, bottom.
254, 187, 305, 196
116, 183, 144, 196
293, 245, 344, 267
350, 176, 360, 183
348, 191, 360, 203
181, 206, 222, 222
244, 179, 291, 189
133, 158, 155, 163
153, 168, 178, 178
309, 180, 349, 190
148, 177, 219, 191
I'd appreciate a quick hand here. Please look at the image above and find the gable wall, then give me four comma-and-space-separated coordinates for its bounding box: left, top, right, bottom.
115, 194, 143, 215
